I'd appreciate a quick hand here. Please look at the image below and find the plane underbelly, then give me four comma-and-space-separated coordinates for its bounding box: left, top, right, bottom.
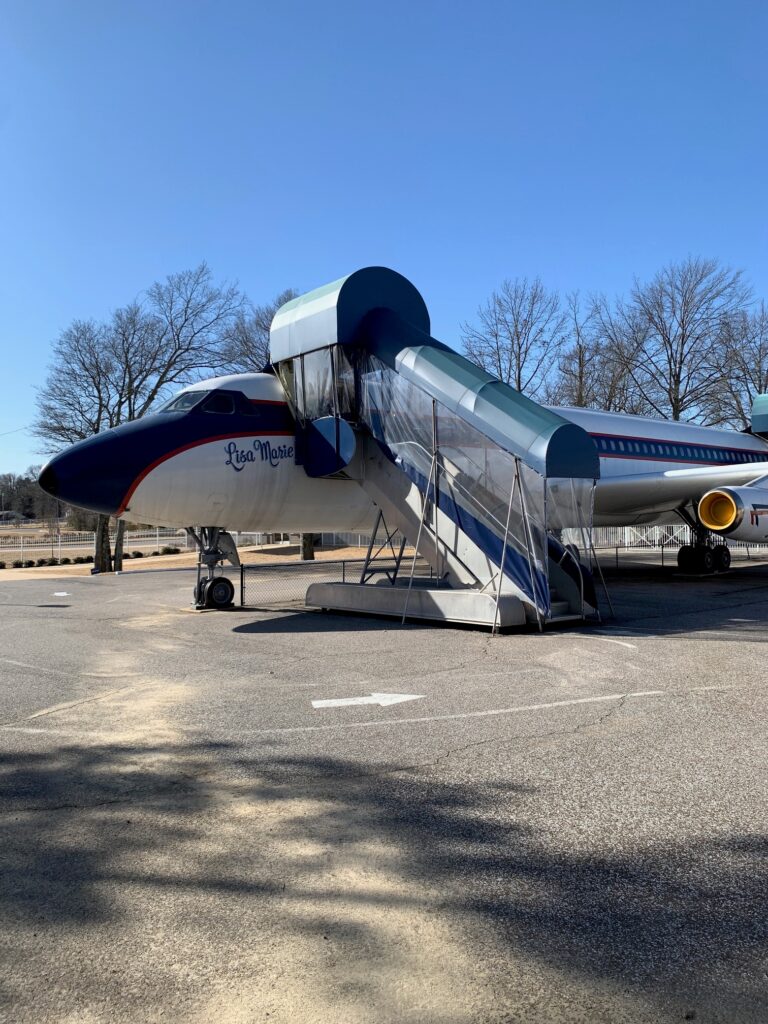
121, 437, 374, 531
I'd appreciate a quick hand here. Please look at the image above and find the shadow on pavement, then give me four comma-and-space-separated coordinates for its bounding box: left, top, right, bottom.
232, 612, 418, 634
0, 740, 766, 1020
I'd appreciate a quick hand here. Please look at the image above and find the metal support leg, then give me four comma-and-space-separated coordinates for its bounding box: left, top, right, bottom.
517, 462, 545, 632
401, 450, 438, 625
492, 473, 518, 635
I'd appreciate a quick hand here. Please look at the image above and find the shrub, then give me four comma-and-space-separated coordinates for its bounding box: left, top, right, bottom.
151, 550, 159, 557
0, 560, 6, 569
60, 557, 71, 565
36, 558, 47, 567
74, 556, 85, 564
47, 558, 59, 566
12, 560, 22, 569
131, 550, 144, 558
24, 560, 35, 568
85, 555, 93, 563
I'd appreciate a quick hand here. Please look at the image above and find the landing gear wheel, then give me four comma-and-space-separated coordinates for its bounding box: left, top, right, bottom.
194, 579, 208, 606
677, 545, 695, 572
714, 545, 731, 573
204, 576, 235, 609
695, 547, 715, 574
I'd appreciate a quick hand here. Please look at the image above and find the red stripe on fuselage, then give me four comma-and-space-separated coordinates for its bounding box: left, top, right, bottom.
116, 430, 294, 517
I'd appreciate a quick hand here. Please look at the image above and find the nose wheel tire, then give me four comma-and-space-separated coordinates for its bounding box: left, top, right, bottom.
205, 576, 235, 609
195, 576, 235, 609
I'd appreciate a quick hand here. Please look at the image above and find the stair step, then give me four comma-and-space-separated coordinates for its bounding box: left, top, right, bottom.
550, 600, 571, 616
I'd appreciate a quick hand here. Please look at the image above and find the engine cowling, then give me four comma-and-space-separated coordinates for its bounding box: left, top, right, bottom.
698, 486, 768, 542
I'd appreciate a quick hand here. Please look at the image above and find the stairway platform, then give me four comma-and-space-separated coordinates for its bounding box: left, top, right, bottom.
305, 581, 527, 630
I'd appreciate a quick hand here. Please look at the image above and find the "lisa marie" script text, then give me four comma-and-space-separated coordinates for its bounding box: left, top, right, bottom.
224, 439, 295, 471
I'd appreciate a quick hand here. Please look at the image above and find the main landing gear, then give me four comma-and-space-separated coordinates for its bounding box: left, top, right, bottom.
676, 523, 731, 575
187, 527, 240, 609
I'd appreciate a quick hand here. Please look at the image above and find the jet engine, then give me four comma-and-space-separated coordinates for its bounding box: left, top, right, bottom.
698, 486, 768, 542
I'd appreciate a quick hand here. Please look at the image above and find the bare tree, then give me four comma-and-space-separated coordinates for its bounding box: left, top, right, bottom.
547, 292, 601, 407
709, 303, 768, 428
221, 288, 298, 372
624, 257, 751, 422
34, 263, 244, 571
461, 278, 567, 398
587, 295, 656, 415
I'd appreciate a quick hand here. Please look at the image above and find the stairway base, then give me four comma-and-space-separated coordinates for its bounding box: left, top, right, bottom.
305, 581, 527, 630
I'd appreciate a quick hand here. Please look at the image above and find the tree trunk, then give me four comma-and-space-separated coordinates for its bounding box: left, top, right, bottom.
94, 514, 112, 573
301, 533, 315, 561
113, 518, 126, 571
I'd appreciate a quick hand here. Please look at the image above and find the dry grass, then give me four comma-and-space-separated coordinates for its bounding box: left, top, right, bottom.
0, 544, 374, 582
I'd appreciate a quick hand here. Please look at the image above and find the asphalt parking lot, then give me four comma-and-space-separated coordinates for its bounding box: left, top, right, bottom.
1, 564, 767, 1024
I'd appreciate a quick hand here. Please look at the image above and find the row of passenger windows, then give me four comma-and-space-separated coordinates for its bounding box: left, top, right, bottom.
594, 435, 766, 463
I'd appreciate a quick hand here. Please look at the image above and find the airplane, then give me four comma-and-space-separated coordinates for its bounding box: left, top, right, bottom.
38, 266, 768, 624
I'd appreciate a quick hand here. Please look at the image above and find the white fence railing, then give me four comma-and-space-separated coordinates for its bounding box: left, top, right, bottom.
0, 528, 273, 559
3, 526, 768, 563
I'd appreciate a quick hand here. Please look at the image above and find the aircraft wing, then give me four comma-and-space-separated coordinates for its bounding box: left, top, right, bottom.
594, 462, 768, 516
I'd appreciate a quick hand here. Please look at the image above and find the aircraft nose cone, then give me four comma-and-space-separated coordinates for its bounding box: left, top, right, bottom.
38, 462, 59, 498
36, 437, 125, 517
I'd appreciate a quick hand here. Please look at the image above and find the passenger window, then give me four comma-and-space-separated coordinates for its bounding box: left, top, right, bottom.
203, 393, 235, 414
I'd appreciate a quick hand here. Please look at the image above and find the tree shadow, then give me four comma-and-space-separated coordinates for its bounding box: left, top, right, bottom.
0, 741, 766, 1020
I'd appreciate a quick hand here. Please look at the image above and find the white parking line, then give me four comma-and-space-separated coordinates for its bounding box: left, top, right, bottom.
246, 690, 666, 735
0, 690, 668, 738
591, 637, 638, 650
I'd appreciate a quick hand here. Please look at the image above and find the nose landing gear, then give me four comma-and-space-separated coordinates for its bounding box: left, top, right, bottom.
187, 527, 240, 609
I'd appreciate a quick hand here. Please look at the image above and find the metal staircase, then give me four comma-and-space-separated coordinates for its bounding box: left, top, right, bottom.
269, 267, 601, 630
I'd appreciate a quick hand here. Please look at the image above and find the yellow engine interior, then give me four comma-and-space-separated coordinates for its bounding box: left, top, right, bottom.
698, 490, 739, 531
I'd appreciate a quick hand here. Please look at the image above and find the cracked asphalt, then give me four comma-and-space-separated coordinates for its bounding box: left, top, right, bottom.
1, 561, 767, 1023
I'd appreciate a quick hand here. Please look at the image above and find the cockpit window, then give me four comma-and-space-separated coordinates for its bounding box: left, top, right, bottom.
160, 390, 210, 412
202, 392, 235, 414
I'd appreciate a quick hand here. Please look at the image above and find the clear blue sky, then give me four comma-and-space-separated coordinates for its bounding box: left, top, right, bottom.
1, 0, 766, 471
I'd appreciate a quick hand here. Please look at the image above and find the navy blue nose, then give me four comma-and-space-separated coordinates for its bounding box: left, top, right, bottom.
38, 462, 59, 498
35, 406, 242, 517
37, 435, 126, 516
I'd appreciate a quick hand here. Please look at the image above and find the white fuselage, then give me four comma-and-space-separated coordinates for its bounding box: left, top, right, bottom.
555, 406, 768, 525
119, 373, 768, 532
120, 373, 375, 532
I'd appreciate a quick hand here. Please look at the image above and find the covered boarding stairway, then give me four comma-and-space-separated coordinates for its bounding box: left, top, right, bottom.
269, 267, 602, 630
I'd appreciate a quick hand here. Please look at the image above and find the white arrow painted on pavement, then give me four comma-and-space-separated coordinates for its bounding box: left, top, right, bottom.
312, 693, 425, 709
